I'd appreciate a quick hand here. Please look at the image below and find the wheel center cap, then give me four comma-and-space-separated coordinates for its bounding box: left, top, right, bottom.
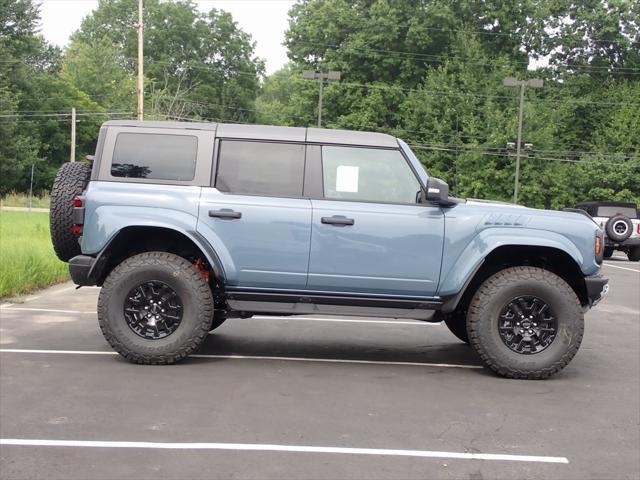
521, 320, 532, 329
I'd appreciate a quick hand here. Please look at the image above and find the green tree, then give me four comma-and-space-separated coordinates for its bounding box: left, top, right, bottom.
71, 0, 264, 121
61, 37, 136, 111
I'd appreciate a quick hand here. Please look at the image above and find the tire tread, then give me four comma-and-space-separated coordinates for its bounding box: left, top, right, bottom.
97, 252, 214, 364
467, 266, 584, 380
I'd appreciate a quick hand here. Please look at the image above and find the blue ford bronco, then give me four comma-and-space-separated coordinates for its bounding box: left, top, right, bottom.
50, 120, 609, 379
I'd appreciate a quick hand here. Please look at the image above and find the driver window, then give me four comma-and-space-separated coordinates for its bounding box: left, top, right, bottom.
321, 146, 421, 204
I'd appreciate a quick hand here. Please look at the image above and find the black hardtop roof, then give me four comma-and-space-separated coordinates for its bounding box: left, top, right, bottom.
575, 200, 638, 208
102, 120, 399, 148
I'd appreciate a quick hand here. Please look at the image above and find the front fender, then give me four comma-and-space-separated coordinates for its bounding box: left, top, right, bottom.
437, 228, 585, 297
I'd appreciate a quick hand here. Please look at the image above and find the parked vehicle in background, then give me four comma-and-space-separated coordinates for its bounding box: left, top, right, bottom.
575, 201, 640, 261
49, 120, 609, 379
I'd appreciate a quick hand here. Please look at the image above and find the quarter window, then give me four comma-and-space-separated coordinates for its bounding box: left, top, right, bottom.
111, 133, 197, 181
321, 146, 421, 204
216, 141, 305, 197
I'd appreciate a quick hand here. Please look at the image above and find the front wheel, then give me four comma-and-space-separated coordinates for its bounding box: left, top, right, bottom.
603, 246, 614, 259
467, 267, 584, 379
98, 252, 214, 364
628, 247, 640, 262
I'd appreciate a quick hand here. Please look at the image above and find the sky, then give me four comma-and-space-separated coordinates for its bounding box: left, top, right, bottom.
38, 0, 296, 75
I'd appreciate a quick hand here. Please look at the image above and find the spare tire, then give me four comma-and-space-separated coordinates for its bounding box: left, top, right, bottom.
50, 162, 91, 261
605, 214, 633, 243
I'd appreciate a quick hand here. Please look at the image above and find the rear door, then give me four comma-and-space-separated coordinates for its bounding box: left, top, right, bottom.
197, 139, 311, 290
308, 145, 444, 297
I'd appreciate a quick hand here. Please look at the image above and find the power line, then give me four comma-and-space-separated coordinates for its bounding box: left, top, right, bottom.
0, 112, 133, 118
291, 41, 640, 74
408, 144, 629, 166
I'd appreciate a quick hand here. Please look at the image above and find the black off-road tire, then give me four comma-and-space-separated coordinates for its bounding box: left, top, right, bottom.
442, 310, 469, 344
605, 215, 633, 243
467, 267, 584, 380
49, 162, 91, 261
98, 252, 214, 364
628, 247, 640, 262
603, 247, 614, 259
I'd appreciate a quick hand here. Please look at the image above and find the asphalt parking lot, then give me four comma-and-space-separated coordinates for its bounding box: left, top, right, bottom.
1, 256, 638, 480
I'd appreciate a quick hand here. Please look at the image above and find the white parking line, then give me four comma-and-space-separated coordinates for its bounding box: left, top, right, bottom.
603, 263, 640, 273
0, 438, 569, 464
0, 307, 94, 314
0, 349, 481, 369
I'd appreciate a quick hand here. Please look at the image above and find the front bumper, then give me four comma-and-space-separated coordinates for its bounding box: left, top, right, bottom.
585, 273, 609, 307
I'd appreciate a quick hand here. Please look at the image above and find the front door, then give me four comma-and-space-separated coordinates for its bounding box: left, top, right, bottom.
197, 139, 311, 290
308, 145, 444, 297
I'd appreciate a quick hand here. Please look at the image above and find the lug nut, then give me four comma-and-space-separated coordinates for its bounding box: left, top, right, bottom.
516, 322, 520, 326
528, 329, 533, 334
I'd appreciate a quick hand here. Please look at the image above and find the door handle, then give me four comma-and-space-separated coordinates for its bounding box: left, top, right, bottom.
209, 209, 242, 219
321, 215, 354, 226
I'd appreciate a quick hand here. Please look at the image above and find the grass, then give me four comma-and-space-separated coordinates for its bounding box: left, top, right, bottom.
1, 192, 51, 209
0, 211, 69, 298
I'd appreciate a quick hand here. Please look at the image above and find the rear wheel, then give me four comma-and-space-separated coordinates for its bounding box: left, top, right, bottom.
98, 252, 214, 364
467, 266, 584, 379
49, 162, 91, 261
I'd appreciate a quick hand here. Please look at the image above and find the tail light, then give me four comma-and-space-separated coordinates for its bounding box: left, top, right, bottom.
71, 195, 85, 235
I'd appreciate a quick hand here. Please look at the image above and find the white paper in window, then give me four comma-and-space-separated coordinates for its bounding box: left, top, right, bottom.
335, 165, 359, 192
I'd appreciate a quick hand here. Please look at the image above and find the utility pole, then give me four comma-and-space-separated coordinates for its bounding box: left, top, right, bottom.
137, 0, 144, 121
302, 70, 341, 127
502, 77, 543, 204
70, 107, 76, 162
28, 164, 34, 211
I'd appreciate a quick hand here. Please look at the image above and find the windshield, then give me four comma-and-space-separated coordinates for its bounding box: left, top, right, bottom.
597, 206, 638, 218
397, 139, 428, 186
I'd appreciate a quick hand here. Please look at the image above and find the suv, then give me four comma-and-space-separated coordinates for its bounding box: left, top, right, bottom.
574, 201, 640, 261
50, 121, 609, 379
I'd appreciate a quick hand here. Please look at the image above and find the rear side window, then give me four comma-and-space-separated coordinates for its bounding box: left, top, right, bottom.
111, 133, 197, 181
216, 141, 305, 197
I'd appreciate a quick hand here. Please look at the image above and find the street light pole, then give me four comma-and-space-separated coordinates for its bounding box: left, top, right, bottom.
302, 70, 341, 127
137, 0, 144, 121
502, 77, 543, 204
514, 83, 525, 204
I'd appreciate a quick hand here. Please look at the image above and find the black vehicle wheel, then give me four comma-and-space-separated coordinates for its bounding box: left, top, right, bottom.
628, 247, 640, 262
603, 247, 614, 259
467, 266, 584, 380
605, 215, 633, 242
49, 162, 92, 261
98, 252, 214, 364
442, 310, 469, 344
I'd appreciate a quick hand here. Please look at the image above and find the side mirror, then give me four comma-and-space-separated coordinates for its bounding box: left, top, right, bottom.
425, 177, 452, 204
